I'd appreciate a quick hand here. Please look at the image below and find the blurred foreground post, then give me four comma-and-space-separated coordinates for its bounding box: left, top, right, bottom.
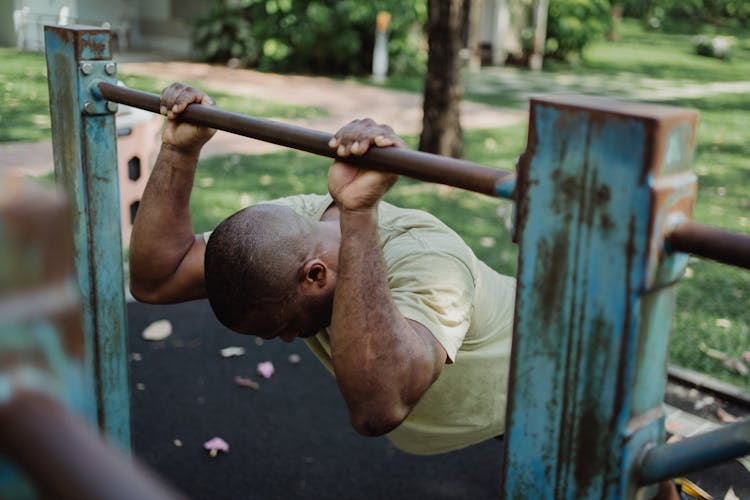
0, 174, 183, 500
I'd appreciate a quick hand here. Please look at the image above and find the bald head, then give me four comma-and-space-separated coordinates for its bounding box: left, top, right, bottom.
204, 204, 315, 332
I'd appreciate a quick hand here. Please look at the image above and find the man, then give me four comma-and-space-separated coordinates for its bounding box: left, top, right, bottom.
129, 82, 516, 455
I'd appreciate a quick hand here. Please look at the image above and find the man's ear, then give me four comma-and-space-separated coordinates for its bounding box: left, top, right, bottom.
301, 259, 328, 289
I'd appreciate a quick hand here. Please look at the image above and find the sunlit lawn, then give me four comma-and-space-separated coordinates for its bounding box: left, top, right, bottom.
0, 48, 327, 143
3, 17, 750, 390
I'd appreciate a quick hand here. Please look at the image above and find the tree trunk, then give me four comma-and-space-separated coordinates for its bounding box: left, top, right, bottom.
419, 0, 466, 159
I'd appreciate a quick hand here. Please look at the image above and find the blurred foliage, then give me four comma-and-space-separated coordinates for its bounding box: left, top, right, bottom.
191, 0, 427, 76
0, 49, 51, 142
619, 0, 750, 29
544, 0, 613, 61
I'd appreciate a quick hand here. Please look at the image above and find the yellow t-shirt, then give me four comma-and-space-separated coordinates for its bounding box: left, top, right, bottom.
263, 193, 516, 455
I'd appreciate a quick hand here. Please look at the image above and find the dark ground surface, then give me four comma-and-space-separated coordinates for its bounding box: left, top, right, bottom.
128, 300, 504, 500
128, 300, 750, 500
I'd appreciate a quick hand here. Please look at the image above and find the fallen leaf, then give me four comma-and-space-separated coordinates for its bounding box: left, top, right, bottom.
723, 358, 749, 376
128, 353, 142, 361
220, 346, 246, 358
234, 376, 260, 390
257, 361, 275, 379
254, 338, 264, 346
716, 318, 732, 329
716, 408, 737, 423
288, 353, 301, 364
675, 477, 713, 499
136, 383, 146, 391
700, 343, 728, 361
694, 396, 715, 411
203, 437, 229, 457
142, 319, 173, 341
173, 439, 183, 447
724, 487, 739, 500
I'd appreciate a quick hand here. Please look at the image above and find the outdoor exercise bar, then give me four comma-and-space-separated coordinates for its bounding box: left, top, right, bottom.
95, 81, 750, 270
96, 82, 518, 199
42, 25, 750, 500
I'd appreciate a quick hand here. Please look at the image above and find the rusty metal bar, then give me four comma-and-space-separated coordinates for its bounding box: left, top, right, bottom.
95, 81, 517, 199
666, 220, 750, 270
0, 390, 184, 500
638, 420, 750, 485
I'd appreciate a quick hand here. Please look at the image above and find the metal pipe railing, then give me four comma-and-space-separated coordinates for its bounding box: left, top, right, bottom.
0, 391, 184, 500
666, 220, 750, 270
97, 82, 750, 269
638, 419, 750, 485
96, 81, 517, 199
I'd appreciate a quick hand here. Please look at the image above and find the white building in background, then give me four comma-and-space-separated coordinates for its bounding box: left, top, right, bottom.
1, 0, 208, 56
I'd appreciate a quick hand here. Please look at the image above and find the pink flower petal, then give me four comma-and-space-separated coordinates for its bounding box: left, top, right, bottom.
234, 376, 260, 390
257, 361, 275, 379
203, 437, 229, 454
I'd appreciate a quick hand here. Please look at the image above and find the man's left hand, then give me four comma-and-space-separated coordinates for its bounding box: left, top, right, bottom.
327, 118, 406, 212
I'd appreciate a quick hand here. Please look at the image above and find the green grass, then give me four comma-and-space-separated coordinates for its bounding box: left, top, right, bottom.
0, 49, 52, 142
4, 19, 750, 390
0, 48, 328, 143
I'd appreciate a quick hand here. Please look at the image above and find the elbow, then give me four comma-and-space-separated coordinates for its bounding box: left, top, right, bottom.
129, 279, 169, 304
349, 405, 410, 437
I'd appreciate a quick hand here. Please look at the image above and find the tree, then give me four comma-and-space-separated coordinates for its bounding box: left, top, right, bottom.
419, 0, 466, 158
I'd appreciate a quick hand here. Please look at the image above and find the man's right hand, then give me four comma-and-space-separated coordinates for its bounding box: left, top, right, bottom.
160, 82, 216, 156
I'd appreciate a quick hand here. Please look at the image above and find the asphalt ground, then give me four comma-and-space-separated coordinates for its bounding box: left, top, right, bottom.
128, 299, 504, 500
128, 300, 750, 499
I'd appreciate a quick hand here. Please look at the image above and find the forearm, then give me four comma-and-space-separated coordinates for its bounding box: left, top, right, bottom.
129, 144, 203, 301
330, 208, 437, 435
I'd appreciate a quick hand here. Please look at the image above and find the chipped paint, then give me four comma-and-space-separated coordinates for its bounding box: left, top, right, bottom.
44, 25, 130, 452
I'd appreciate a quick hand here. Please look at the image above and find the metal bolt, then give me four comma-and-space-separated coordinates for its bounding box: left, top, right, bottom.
106, 101, 118, 113
104, 62, 117, 75
80, 63, 93, 76
83, 101, 96, 114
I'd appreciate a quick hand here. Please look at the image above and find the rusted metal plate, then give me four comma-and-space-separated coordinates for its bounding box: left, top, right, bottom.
44, 25, 130, 451
502, 95, 697, 498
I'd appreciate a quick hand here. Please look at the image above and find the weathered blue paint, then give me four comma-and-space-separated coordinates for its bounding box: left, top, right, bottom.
43, 25, 131, 452
77, 62, 118, 115
494, 175, 516, 200
502, 96, 698, 498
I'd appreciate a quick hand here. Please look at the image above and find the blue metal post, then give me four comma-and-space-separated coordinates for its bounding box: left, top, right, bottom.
43, 25, 131, 451
502, 96, 698, 498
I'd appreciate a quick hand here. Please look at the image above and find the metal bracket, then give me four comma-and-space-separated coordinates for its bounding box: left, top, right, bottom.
77, 60, 118, 115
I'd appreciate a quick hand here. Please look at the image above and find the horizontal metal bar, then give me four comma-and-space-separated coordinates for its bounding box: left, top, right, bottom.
665, 220, 750, 270
96, 81, 516, 198
638, 419, 750, 485
0, 390, 184, 499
